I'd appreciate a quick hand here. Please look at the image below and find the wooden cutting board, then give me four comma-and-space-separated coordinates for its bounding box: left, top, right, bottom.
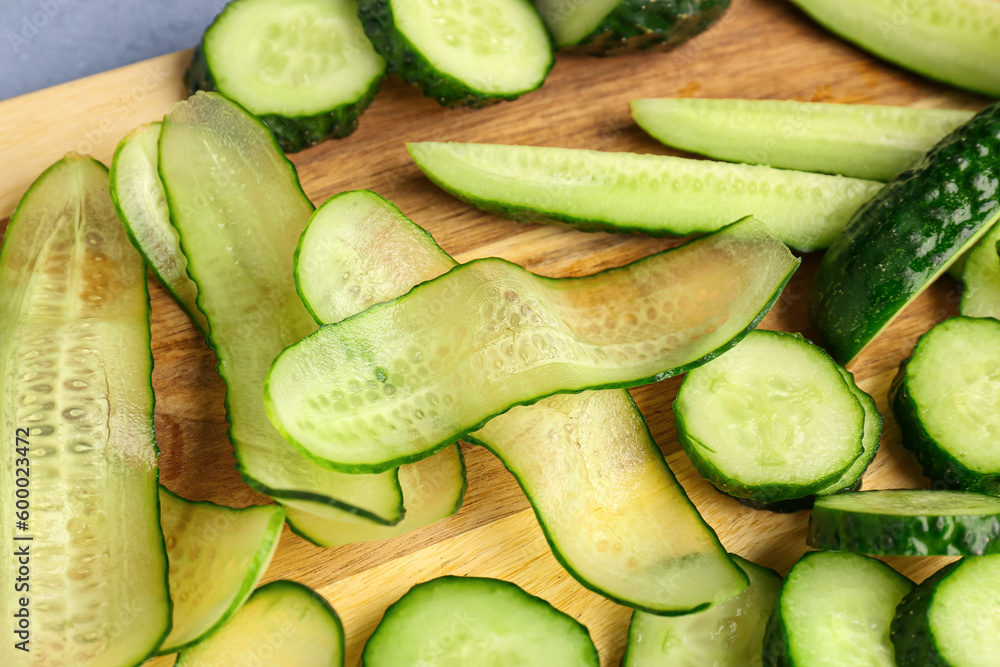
0, 0, 991, 664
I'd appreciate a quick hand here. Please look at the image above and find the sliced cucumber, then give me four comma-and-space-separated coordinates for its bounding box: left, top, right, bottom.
357, 0, 553, 107
960, 222, 1000, 320
810, 102, 1000, 365
158, 488, 285, 653
631, 99, 974, 182
788, 0, 1000, 98
187, 0, 386, 153
763, 551, 914, 667
675, 331, 865, 506
362, 576, 598, 665
891, 557, 1000, 667
0, 155, 169, 665
815, 366, 882, 496
176, 580, 344, 666
891, 317, 1000, 496
267, 216, 799, 473
623, 555, 781, 667
408, 142, 883, 251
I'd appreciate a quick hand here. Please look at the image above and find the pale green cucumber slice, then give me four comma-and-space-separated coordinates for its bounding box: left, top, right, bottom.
814, 365, 882, 496
961, 222, 1000, 320
267, 215, 799, 473
176, 580, 344, 666
0, 155, 169, 665
631, 99, 974, 182
157, 92, 405, 524
158, 487, 285, 653
408, 142, 883, 251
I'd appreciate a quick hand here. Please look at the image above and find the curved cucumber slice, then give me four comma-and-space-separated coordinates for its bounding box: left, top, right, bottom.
267, 215, 799, 473
157, 92, 405, 524
0, 155, 169, 665
176, 580, 344, 666
362, 576, 598, 665
408, 142, 883, 251
808, 490, 1000, 557
631, 99, 974, 182
623, 556, 781, 667
158, 488, 285, 653
788, 0, 1000, 98
764, 551, 914, 667
960, 222, 1000, 320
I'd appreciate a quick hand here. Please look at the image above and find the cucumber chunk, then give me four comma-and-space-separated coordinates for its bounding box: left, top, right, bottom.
362, 576, 598, 665
408, 141, 883, 251
814, 365, 882, 496
960, 222, 1000, 320
631, 99, 973, 182
623, 555, 781, 667
675, 331, 865, 506
176, 580, 344, 666
808, 490, 1000, 557
0, 155, 170, 665
187, 0, 386, 152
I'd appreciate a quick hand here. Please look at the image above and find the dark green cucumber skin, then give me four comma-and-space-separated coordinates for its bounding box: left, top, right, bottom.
569, 0, 730, 55
356, 0, 554, 108
810, 101, 1000, 365
185, 45, 383, 154
890, 562, 960, 667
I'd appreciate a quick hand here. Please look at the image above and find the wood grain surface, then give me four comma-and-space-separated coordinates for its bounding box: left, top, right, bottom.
0, 0, 993, 665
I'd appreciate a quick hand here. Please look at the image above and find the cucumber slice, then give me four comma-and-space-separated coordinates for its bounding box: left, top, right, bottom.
187, 0, 386, 153
809, 490, 1000, 557
534, 0, 729, 53
293, 189, 748, 612
810, 101, 1000, 365
0, 155, 170, 665
631, 99, 974, 182
357, 0, 553, 107
891, 317, 1000, 496
623, 555, 781, 667
960, 222, 1000, 320
891, 557, 1000, 667
675, 330, 865, 506
267, 216, 799, 473
158, 488, 285, 653
362, 576, 599, 665
157, 92, 406, 525
408, 142, 883, 251
176, 580, 344, 666
788, 0, 1000, 98
764, 551, 914, 667
814, 365, 882, 496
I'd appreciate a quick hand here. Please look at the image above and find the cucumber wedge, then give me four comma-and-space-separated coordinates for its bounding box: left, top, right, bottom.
815, 366, 882, 496
0, 155, 170, 665
631, 99, 974, 182
158, 488, 285, 653
408, 142, 883, 251
788, 0, 1000, 98
176, 580, 344, 666
362, 576, 598, 665
810, 101, 1000, 365
960, 222, 1000, 320
187, 0, 386, 152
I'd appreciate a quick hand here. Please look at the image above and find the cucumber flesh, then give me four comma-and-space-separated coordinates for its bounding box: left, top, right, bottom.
0, 155, 169, 665
631, 99, 974, 182
408, 141, 883, 251
176, 580, 344, 666
960, 222, 1000, 320
815, 366, 882, 496
361, 576, 598, 665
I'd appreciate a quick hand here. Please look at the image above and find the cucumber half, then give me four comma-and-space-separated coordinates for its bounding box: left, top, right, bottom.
187, 0, 386, 152
362, 576, 598, 665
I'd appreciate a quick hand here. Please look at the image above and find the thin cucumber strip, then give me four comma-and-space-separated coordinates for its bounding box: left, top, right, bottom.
960, 222, 1000, 319
267, 215, 799, 474
623, 556, 781, 667
808, 490, 1000, 557
408, 142, 883, 251
631, 99, 974, 182
814, 365, 882, 496
788, 0, 1000, 98
810, 101, 1000, 365
176, 580, 344, 666
157, 92, 405, 525
362, 576, 599, 665
158, 488, 285, 654
764, 551, 914, 667
187, 0, 386, 152
293, 190, 748, 612
0, 155, 170, 665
